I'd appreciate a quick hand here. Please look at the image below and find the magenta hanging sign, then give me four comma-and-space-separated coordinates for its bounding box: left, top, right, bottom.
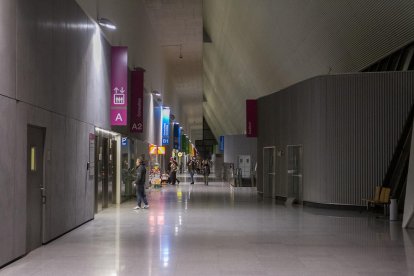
111, 46, 128, 126
130, 68, 145, 132
246, 99, 257, 137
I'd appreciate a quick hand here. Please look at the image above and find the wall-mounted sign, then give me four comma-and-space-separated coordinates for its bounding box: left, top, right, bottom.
111, 46, 128, 126
130, 68, 145, 133
149, 145, 166, 155
246, 99, 257, 137
149, 145, 157, 155
157, 146, 166, 155
161, 108, 170, 145
121, 137, 128, 146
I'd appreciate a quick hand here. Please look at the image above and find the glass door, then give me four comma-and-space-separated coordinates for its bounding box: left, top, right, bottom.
287, 145, 303, 203
263, 147, 276, 198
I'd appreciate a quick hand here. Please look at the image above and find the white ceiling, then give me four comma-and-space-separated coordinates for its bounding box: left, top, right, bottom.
77, 0, 414, 141
144, 0, 203, 131
76, 0, 203, 140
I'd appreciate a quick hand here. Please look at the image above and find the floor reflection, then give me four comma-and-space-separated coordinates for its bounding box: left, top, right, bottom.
2, 180, 414, 276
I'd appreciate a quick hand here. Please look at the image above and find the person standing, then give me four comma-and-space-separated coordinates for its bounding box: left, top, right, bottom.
187, 157, 196, 184
202, 159, 210, 186
170, 158, 179, 185
133, 158, 149, 209
174, 157, 180, 184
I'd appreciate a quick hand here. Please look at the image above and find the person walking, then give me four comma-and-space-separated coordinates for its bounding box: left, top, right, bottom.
202, 159, 210, 186
133, 158, 149, 209
187, 157, 196, 184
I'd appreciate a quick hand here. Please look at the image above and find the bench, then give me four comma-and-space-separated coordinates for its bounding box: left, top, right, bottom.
362, 186, 391, 214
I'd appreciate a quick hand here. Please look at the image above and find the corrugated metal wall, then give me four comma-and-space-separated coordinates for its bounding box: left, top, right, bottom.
257, 72, 414, 206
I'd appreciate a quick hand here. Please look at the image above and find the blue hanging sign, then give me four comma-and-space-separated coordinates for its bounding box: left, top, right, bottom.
162, 108, 170, 145
173, 124, 181, 150
219, 135, 224, 152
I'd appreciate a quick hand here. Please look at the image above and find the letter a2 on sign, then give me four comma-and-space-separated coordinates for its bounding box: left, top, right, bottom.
130, 68, 145, 133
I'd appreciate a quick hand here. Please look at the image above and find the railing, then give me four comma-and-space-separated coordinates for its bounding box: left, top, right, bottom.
383, 103, 414, 210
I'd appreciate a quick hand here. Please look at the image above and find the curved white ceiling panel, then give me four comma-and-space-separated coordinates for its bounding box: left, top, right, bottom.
203, 0, 414, 137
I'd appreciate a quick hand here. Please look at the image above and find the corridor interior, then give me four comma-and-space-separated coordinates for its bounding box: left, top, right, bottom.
1, 175, 414, 276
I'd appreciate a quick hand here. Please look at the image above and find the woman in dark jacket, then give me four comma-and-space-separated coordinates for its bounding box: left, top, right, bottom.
133, 158, 149, 209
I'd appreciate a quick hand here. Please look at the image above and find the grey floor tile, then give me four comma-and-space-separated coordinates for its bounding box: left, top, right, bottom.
1, 176, 414, 276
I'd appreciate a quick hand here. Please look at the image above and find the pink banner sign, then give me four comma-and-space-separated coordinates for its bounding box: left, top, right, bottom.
130, 68, 145, 133
246, 99, 257, 137
111, 46, 128, 126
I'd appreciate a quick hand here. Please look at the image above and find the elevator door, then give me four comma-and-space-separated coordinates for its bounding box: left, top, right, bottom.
107, 139, 117, 206
95, 136, 113, 213
263, 147, 276, 198
110, 139, 117, 204
102, 138, 109, 208
26, 125, 45, 252
287, 145, 303, 203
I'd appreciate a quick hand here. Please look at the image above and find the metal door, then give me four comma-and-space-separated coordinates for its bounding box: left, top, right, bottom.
102, 138, 109, 208
238, 155, 251, 178
94, 135, 100, 213
95, 136, 106, 213
95, 136, 110, 212
287, 145, 303, 203
26, 125, 45, 252
109, 139, 117, 204
263, 147, 276, 198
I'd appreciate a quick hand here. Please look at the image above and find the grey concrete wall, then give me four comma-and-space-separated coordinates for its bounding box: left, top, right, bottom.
16, 0, 111, 128
0, 0, 15, 98
212, 154, 224, 175
0, 0, 111, 267
257, 72, 414, 206
224, 135, 257, 169
0, 96, 16, 265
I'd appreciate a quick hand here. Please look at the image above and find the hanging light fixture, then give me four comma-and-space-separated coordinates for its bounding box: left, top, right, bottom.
96, 0, 116, 30
161, 44, 183, 59
98, 18, 116, 30
152, 90, 162, 97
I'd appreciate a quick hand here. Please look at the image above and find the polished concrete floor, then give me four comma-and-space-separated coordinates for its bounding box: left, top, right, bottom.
2, 176, 414, 276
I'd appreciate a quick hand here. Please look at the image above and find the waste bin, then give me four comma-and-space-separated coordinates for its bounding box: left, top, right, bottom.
390, 199, 398, 221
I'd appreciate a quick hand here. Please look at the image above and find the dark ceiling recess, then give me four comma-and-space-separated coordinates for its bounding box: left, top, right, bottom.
361, 42, 414, 72
203, 27, 212, 43
195, 118, 217, 159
